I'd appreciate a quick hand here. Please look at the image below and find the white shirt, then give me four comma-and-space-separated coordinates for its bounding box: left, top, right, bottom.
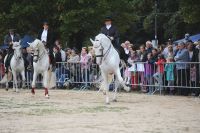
11, 34, 14, 41
106, 24, 111, 30
60, 49, 66, 62
41, 29, 48, 42
124, 48, 129, 54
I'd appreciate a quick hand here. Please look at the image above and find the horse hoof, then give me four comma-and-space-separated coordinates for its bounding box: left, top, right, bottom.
5, 88, 8, 91
124, 87, 131, 92
31, 89, 35, 95
45, 94, 50, 99
106, 102, 110, 105
103, 91, 106, 95
112, 99, 117, 102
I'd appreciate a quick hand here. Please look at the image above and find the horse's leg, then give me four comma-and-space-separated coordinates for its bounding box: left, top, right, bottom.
43, 71, 49, 97
115, 69, 130, 92
6, 82, 9, 91
113, 80, 120, 102
31, 71, 37, 95
101, 72, 109, 104
5, 74, 9, 91
21, 70, 26, 89
12, 71, 18, 92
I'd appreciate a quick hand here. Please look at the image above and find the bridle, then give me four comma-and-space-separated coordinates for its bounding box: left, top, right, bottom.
31, 43, 46, 63
93, 41, 112, 65
13, 45, 22, 61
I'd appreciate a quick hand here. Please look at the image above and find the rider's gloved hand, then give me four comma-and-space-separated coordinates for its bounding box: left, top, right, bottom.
110, 37, 114, 40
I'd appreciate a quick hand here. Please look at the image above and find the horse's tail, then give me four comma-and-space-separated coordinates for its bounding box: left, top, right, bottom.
47, 69, 56, 89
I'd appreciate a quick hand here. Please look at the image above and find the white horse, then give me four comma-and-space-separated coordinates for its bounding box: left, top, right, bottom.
90, 33, 130, 104
28, 39, 56, 98
2, 42, 26, 92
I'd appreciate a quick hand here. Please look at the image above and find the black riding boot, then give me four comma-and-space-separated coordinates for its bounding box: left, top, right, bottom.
49, 54, 56, 72
5, 53, 13, 73
118, 46, 129, 65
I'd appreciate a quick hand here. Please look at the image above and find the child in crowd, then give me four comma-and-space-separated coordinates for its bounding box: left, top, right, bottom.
144, 53, 154, 94
80, 47, 91, 86
137, 45, 147, 92
127, 50, 139, 89
165, 56, 175, 94
124, 66, 131, 85
153, 54, 165, 91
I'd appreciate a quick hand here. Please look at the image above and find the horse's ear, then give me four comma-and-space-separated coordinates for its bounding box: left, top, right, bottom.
90, 38, 95, 45
27, 42, 31, 46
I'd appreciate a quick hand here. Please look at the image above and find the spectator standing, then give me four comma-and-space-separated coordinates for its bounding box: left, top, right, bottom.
152, 48, 158, 63
124, 41, 131, 55
145, 53, 154, 94
127, 50, 139, 89
57, 43, 66, 62
80, 47, 91, 86
65, 48, 71, 61
187, 41, 199, 95
153, 54, 165, 91
165, 56, 175, 94
53, 46, 62, 81
137, 45, 147, 92
174, 42, 190, 96
67, 49, 80, 85
162, 41, 172, 59
146, 41, 153, 54
53, 46, 62, 67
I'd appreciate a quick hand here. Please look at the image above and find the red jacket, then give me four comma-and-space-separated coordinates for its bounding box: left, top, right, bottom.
155, 59, 165, 73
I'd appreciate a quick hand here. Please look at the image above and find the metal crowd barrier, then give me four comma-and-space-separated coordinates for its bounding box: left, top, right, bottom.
0, 61, 199, 95
123, 62, 200, 95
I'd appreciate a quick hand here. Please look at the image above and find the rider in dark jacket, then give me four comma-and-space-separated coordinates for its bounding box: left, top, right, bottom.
38, 21, 56, 71
4, 29, 21, 73
100, 17, 128, 64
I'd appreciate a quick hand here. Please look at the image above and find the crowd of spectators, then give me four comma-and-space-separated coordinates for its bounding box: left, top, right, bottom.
122, 38, 200, 96
0, 30, 199, 97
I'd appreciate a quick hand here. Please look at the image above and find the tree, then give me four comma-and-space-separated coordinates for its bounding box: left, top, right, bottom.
0, 0, 200, 48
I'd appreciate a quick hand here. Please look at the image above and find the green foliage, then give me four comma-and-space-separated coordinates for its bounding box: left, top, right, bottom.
0, 0, 200, 48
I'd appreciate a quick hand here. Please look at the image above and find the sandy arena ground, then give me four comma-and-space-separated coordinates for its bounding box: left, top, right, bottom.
0, 89, 200, 133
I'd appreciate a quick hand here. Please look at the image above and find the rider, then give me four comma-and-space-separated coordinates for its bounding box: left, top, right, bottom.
38, 21, 56, 71
100, 16, 128, 64
4, 28, 21, 73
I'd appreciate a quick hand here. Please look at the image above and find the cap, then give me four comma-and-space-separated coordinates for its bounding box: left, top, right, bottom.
43, 21, 49, 25
8, 29, 16, 32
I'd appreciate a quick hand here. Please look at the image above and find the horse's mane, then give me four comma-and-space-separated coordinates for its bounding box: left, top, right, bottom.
34, 39, 46, 49
95, 33, 113, 47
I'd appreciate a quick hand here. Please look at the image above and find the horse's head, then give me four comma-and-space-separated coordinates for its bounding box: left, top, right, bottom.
90, 33, 112, 65
28, 39, 43, 49
27, 39, 44, 62
12, 41, 22, 59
